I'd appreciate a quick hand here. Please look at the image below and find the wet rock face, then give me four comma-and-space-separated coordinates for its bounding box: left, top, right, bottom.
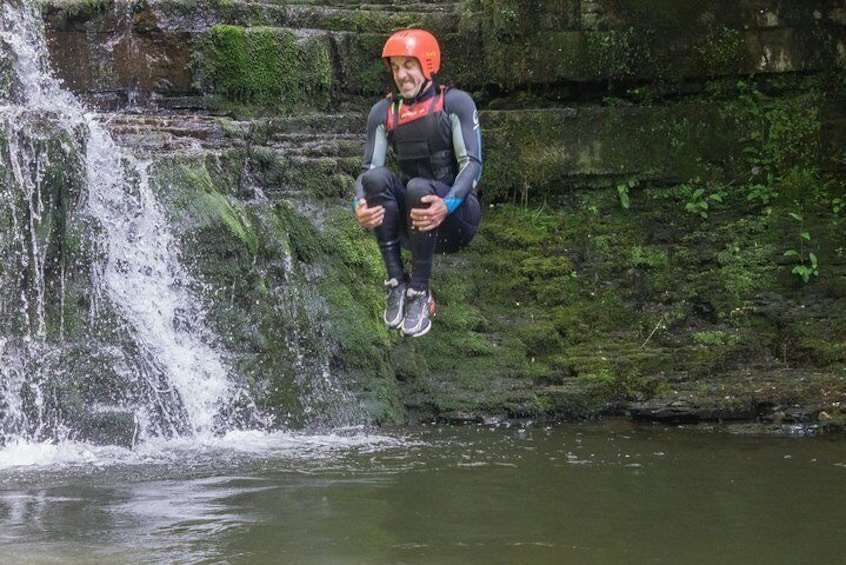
0, 111, 88, 339
41, 3, 197, 110
463, 0, 846, 82
0, 46, 19, 103
36, 1, 846, 193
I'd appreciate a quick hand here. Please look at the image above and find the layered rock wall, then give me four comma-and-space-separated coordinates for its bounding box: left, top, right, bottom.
24, 0, 846, 429
40, 1, 846, 192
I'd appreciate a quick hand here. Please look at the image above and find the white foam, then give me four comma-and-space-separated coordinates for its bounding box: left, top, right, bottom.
0, 428, 406, 471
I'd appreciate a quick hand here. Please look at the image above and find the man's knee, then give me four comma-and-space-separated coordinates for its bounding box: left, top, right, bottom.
361, 167, 395, 199
406, 178, 436, 208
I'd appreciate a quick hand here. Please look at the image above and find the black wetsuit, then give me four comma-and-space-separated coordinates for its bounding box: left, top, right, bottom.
354, 84, 482, 292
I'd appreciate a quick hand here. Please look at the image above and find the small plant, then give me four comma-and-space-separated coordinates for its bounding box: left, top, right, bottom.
745, 170, 779, 205
731, 81, 782, 206
616, 176, 638, 210
783, 211, 819, 283
692, 330, 724, 346
683, 178, 727, 219
784, 246, 819, 283
629, 245, 668, 270
833, 195, 845, 215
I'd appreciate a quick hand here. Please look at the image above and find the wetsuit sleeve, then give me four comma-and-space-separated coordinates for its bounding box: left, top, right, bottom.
443, 89, 482, 214
353, 98, 391, 204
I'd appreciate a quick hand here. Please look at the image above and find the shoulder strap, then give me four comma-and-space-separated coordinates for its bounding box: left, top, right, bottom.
385, 93, 399, 132
432, 85, 446, 114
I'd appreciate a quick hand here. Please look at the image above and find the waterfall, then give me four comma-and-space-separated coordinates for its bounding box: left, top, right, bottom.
0, 2, 261, 446
85, 119, 235, 436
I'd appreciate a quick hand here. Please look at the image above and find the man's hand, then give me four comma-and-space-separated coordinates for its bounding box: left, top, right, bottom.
354, 198, 385, 230
410, 194, 447, 232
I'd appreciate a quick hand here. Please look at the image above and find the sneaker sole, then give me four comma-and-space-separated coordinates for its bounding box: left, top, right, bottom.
402, 318, 431, 337
401, 299, 435, 337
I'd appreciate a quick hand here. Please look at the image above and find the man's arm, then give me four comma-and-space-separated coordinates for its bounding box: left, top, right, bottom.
354, 98, 391, 202
442, 89, 482, 214
352, 99, 391, 228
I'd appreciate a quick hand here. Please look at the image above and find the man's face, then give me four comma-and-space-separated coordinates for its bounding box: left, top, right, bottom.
390, 56, 426, 99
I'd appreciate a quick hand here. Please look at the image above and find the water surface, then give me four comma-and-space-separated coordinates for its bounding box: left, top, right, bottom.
2, 422, 845, 564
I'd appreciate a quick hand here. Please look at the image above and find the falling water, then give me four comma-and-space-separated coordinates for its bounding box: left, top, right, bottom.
85, 122, 236, 436
0, 2, 261, 446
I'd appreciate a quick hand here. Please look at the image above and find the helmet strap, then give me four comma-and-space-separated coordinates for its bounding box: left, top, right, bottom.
430, 73, 439, 91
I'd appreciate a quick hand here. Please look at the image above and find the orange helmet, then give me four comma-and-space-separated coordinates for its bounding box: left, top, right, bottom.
381, 29, 441, 80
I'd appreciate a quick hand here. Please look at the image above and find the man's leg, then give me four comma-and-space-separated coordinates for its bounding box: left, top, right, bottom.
404, 178, 444, 292
361, 167, 407, 281
434, 191, 481, 254
361, 167, 408, 329
404, 178, 482, 286
402, 179, 482, 337
401, 178, 448, 337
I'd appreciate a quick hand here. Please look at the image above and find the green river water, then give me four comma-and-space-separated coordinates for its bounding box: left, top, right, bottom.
1, 422, 845, 564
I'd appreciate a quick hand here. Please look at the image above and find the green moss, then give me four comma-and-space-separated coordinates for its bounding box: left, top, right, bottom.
716, 240, 777, 306
481, 103, 741, 203
584, 29, 642, 82
275, 204, 321, 264
174, 165, 259, 253
322, 211, 382, 274
694, 25, 746, 75
481, 204, 557, 247
199, 192, 257, 252
321, 11, 421, 34
42, 0, 108, 20
330, 32, 387, 95
196, 25, 332, 114
516, 321, 564, 357
691, 330, 739, 347
312, 207, 392, 370
299, 35, 333, 101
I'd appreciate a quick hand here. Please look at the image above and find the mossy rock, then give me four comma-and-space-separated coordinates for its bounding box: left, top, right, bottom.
195, 25, 332, 114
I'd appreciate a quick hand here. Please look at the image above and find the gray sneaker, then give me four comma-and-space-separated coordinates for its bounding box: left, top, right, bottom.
383, 277, 407, 329
401, 288, 435, 337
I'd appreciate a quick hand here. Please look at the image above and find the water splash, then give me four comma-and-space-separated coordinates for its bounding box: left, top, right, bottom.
0, 426, 402, 471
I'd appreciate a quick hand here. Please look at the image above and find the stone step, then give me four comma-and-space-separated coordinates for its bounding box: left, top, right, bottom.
101, 113, 236, 152
157, 0, 465, 32
102, 111, 368, 159
47, 0, 464, 34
